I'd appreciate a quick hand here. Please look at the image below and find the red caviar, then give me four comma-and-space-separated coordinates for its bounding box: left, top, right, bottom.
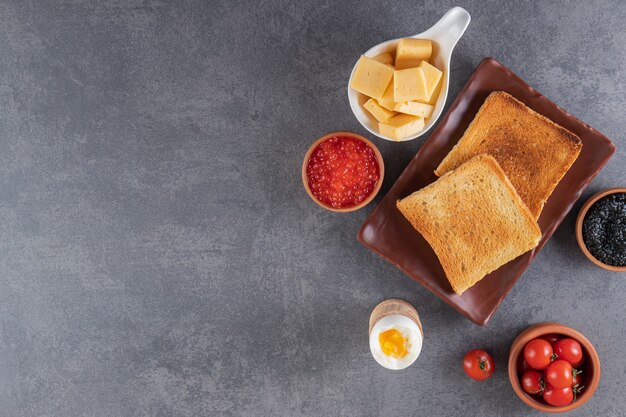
306, 135, 380, 209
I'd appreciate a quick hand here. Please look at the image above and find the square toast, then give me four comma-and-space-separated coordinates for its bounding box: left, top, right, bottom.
397, 155, 541, 295
434, 91, 582, 219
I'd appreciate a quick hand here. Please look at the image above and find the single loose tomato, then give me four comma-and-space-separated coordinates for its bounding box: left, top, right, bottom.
524, 339, 553, 370
543, 384, 574, 406
540, 334, 561, 345
546, 360, 573, 389
521, 370, 545, 394
553, 338, 583, 367
463, 349, 494, 381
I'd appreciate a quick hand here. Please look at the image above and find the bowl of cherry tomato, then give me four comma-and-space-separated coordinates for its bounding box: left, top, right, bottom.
508, 323, 600, 413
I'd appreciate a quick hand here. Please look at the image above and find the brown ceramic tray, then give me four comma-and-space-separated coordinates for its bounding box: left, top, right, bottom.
358, 57, 616, 326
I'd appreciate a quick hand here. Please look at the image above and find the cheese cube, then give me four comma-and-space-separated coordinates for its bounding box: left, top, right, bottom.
419, 61, 443, 100
379, 114, 425, 141
378, 81, 396, 111
427, 77, 443, 105
350, 55, 394, 100
395, 59, 421, 70
363, 99, 397, 123
394, 67, 429, 102
393, 101, 435, 118
373, 52, 394, 66
395, 38, 432, 70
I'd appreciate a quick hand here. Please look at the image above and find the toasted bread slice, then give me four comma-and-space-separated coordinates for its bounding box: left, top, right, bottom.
434, 91, 582, 219
397, 155, 541, 295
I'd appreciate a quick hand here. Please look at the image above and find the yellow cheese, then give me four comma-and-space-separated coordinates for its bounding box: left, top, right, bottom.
395, 38, 432, 70
395, 59, 421, 70
394, 67, 428, 102
379, 114, 425, 141
378, 80, 396, 111
419, 61, 443, 100
350, 55, 394, 101
393, 101, 435, 118
363, 98, 397, 123
427, 76, 443, 105
373, 52, 394, 66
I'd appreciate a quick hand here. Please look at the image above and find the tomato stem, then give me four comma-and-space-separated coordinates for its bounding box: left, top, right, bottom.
572, 384, 585, 402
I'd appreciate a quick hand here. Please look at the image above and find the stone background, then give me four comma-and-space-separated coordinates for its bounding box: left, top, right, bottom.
0, 1, 624, 416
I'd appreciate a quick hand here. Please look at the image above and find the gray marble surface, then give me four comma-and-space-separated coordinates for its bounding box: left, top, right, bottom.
0, 1, 624, 416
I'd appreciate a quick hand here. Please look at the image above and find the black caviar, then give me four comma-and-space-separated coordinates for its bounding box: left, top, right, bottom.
582, 192, 626, 266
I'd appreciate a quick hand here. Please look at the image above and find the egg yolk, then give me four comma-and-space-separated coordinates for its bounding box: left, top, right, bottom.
379, 328, 408, 358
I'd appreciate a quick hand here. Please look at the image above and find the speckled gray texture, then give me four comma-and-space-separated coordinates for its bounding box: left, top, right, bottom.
0, 1, 624, 416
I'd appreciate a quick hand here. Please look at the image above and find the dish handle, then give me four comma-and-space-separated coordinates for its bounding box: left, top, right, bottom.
422, 6, 471, 54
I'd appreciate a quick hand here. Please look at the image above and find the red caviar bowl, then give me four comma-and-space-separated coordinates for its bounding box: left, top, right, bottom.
508, 323, 601, 413
302, 131, 384, 213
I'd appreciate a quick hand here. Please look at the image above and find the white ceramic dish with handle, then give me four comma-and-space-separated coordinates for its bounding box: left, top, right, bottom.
347, 7, 471, 142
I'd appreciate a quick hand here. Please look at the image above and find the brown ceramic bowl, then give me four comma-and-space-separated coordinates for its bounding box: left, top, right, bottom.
508, 323, 601, 413
575, 188, 626, 272
302, 131, 384, 213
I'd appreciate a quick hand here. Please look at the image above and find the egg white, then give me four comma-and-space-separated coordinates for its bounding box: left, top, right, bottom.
369, 314, 423, 370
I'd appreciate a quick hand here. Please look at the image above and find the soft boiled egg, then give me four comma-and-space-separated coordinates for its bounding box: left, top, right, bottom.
369, 314, 423, 370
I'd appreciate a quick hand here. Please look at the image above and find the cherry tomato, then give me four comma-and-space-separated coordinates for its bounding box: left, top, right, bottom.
517, 356, 531, 374
572, 370, 583, 388
543, 384, 574, 406
540, 334, 561, 345
546, 360, 573, 389
521, 370, 544, 394
574, 356, 586, 369
553, 338, 583, 367
463, 349, 495, 381
524, 338, 553, 370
